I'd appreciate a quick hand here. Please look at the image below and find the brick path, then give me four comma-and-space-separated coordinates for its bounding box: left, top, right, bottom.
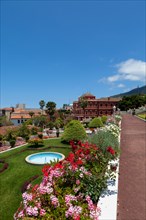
117, 114, 146, 220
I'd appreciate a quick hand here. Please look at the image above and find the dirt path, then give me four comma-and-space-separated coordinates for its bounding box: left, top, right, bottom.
117, 114, 146, 220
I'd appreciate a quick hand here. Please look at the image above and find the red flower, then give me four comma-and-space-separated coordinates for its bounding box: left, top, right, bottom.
32, 184, 39, 192
74, 216, 80, 220
42, 165, 51, 176
66, 152, 75, 162
76, 159, 83, 165
107, 146, 115, 155
54, 162, 64, 170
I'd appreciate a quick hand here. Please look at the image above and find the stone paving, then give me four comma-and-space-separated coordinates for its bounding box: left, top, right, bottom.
117, 114, 146, 220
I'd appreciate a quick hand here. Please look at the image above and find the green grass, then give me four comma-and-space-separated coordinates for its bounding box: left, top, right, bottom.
0, 162, 4, 170
0, 138, 71, 220
137, 113, 146, 120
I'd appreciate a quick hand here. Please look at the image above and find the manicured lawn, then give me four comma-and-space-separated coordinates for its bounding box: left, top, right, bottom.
137, 113, 146, 120
0, 163, 4, 170
0, 138, 71, 220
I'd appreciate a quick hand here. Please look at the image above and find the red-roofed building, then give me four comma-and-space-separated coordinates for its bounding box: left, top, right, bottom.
0, 104, 43, 126
73, 93, 121, 120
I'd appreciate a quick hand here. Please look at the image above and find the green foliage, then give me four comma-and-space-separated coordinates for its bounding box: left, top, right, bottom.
89, 117, 103, 128
79, 96, 88, 117
38, 133, 43, 139
9, 139, 16, 148
0, 116, 13, 126
88, 130, 119, 154
54, 117, 64, 128
28, 111, 34, 118
39, 100, 45, 110
61, 120, 87, 143
33, 115, 48, 128
28, 138, 43, 146
4, 130, 16, 148
118, 95, 146, 111
82, 174, 107, 203
17, 124, 30, 141
101, 115, 107, 124
46, 101, 56, 121
30, 126, 38, 135
0, 134, 4, 141
47, 121, 55, 130
5, 130, 17, 141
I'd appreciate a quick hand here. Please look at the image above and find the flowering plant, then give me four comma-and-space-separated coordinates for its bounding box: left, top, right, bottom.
102, 123, 121, 139
28, 138, 43, 146
15, 141, 118, 220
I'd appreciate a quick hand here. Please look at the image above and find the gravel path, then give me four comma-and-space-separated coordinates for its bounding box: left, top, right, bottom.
117, 114, 146, 220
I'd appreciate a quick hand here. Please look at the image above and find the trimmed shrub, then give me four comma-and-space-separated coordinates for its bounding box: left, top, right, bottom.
9, 139, 16, 148
101, 115, 107, 124
38, 133, 43, 139
89, 117, 103, 128
28, 138, 43, 146
61, 120, 87, 143
30, 127, 38, 135
17, 124, 30, 141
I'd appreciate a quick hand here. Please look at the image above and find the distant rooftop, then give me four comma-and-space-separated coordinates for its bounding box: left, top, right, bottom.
81, 92, 95, 97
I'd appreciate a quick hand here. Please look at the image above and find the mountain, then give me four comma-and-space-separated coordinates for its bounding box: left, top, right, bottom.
111, 85, 146, 98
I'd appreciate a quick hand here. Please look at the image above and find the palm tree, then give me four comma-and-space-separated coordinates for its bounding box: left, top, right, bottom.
29, 111, 35, 118
46, 101, 56, 121
39, 100, 45, 115
79, 96, 88, 119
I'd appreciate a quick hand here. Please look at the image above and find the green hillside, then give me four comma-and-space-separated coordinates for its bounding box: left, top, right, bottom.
111, 85, 146, 98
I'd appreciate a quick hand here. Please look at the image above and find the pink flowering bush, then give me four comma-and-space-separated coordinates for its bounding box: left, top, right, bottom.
15, 137, 26, 147
15, 141, 118, 220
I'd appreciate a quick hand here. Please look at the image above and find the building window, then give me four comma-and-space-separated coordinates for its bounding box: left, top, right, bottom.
18, 120, 20, 123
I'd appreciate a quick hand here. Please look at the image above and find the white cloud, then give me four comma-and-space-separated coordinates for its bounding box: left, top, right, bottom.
116, 59, 146, 81
107, 74, 121, 82
117, 83, 125, 88
104, 59, 146, 83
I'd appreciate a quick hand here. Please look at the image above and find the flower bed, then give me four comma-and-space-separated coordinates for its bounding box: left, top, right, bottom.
14, 116, 121, 220
14, 139, 119, 220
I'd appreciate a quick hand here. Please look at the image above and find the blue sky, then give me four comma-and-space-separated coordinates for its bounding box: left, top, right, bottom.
1, 0, 145, 109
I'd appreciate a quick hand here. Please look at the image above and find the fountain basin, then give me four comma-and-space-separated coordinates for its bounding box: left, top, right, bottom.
25, 152, 65, 165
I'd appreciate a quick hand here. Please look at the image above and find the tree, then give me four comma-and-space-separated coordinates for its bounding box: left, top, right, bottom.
29, 111, 35, 118
54, 118, 64, 129
79, 96, 88, 118
61, 120, 87, 143
46, 101, 56, 121
117, 95, 146, 111
89, 117, 103, 128
0, 116, 13, 126
33, 115, 48, 128
17, 124, 30, 141
39, 100, 45, 114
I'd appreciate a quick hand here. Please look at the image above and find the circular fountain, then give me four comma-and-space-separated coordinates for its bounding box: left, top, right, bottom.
25, 152, 65, 165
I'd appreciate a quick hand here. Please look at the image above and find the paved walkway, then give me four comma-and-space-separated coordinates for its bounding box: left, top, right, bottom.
117, 114, 146, 220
